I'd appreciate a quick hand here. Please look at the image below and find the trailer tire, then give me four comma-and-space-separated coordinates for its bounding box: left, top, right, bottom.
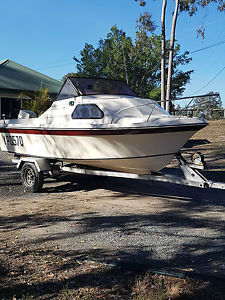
21, 162, 44, 192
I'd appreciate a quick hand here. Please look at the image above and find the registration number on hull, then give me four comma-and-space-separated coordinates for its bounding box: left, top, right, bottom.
3, 135, 24, 147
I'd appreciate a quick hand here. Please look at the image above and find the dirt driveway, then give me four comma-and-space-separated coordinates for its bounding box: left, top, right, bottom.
1, 144, 225, 287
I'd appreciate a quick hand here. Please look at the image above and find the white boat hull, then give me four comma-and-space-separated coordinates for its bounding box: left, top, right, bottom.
0, 126, 200, 174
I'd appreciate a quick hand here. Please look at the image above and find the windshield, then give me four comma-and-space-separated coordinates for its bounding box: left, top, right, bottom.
56, 80, 78, 101
69, 77, 137, 97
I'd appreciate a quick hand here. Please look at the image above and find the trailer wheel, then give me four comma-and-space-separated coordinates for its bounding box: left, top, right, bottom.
21, 162, 44, 192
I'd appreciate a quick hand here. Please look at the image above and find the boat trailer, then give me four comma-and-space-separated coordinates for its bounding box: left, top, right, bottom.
12, 152, 225, 192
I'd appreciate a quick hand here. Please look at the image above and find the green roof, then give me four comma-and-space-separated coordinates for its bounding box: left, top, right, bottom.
0, 59, 62, 95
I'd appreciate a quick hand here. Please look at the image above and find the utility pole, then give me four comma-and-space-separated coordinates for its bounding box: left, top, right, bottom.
161, 0, 167, 110
166, 0, 179, 113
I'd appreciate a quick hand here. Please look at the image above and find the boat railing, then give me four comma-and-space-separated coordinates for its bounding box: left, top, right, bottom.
111, 102, 156, 124
110, 93, 220, 123
170, 93, 220, 118
176, 99, 219, 118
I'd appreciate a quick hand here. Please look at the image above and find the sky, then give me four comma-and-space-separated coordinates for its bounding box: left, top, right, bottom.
1, 0, 225, 106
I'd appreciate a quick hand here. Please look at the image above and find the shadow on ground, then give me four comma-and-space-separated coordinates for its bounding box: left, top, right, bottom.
1, 246, 225, 299
1, 174, 225, 299
41, 170, 225, 201
1, 147, 225, 298
183, 139, 210, 148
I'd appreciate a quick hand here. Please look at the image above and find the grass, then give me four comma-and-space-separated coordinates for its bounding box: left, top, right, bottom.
191, 119, 225, 143
1, 239, 225, 299
182, 119, 225, 182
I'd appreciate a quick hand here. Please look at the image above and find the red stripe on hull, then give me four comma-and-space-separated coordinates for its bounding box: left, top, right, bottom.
0, 124, 206, 136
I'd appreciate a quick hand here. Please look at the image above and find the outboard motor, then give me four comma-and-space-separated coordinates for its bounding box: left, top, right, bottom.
17, 110, 37, 119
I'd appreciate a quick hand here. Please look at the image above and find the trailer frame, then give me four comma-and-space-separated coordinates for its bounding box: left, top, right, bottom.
12, 151, 225, 192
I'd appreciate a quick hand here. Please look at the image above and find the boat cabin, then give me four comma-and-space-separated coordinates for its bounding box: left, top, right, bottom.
48, 77, 168, 125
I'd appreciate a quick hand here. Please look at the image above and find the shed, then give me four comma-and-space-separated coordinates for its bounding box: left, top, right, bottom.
0, 59, 62, 119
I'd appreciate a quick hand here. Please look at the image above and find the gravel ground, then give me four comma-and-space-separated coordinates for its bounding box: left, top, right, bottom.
1, 147, 225, 280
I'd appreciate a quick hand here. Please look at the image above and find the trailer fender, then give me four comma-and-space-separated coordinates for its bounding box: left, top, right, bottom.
13, 157, 51, 172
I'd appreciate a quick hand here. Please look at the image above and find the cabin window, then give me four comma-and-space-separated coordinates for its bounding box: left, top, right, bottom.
72, 104, 104, 119
69, 77, 137, 96
56, 80, 78, 101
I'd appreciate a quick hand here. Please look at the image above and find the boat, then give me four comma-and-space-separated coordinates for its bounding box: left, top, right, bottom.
0, 77, 207, 175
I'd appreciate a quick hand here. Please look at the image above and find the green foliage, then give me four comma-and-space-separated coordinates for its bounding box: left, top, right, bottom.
69, 21, 192, 101
135, 0, 225, 38
136, 12, 156, 33
179, 0, 225, 38
135, 0, 225, 14
19, 85, 51, 117
179, 0, 225, 15
134, 0, 146, 6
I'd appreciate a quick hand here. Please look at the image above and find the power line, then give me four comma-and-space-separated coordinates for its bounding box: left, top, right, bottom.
190, 40, 225, 54
192, 65, 225, 95
38, 61, 74, 70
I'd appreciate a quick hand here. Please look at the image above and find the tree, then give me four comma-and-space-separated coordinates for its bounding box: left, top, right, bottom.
19, 85, 51, 117
73, 26, 133, 83
69, 24, 192, 101
135, 0, 225, 113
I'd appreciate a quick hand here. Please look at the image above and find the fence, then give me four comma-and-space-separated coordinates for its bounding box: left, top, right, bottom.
173, 108, 225, 120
